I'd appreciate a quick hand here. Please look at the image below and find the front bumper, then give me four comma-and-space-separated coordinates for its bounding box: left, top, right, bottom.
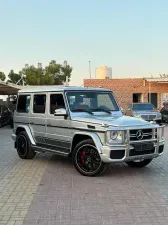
100, 140, 164, 163
100, 125, 165, 163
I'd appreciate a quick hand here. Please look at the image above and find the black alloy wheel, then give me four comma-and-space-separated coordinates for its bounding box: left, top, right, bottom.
16, 131, 36, 159
73, 139, 106, 176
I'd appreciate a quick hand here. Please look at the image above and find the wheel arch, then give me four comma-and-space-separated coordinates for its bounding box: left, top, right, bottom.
70, 132, 103, 154
15, 125, 35, 145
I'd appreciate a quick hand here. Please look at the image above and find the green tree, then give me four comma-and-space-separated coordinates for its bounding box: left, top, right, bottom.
0, 72, 6, 81
44, 60, 62, 85
7, 70, 22, 84
22, 60, 72, 85
22, 65, 42, 85
60, 60, 72, 83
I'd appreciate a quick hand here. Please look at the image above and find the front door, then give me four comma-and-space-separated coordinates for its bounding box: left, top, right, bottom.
46, 92, 71, 153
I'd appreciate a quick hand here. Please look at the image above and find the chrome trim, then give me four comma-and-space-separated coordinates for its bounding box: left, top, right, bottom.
126, 130, 130, 157
130, 139, 157, 143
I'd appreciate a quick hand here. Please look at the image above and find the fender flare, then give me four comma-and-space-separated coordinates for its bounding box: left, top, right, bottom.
71, 131, 103, 154
16, 125, 36, 145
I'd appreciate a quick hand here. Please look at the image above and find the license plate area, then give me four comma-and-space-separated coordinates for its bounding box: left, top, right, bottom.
132, 142, 154, 151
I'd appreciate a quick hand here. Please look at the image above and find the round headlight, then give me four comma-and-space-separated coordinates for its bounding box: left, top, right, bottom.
110, 131, 118, 140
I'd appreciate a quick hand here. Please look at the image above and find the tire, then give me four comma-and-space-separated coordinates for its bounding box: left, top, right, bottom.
126, 158, 153, 168
16, 131, 36, 159
72, 139, 106, 176
0, 121, 2, 128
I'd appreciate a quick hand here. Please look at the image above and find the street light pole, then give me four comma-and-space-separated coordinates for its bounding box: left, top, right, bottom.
89, 61, 91, 79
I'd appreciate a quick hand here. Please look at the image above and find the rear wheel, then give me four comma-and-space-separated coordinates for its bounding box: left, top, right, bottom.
16, 131, 36, 159
126, 158, 153, 167
72, 139, 106, 176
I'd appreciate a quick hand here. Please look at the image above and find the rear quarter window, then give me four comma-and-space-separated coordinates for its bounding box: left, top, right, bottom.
17, 95, 31, 113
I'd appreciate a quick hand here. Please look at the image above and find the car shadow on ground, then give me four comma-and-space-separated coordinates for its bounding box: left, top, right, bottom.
35, 152, 159, 179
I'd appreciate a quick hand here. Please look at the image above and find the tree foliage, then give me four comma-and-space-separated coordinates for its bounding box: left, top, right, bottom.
7, 70, 22, 85
0, 72, 5, 81
0, 60, 72, 85
21, 60, 72, 85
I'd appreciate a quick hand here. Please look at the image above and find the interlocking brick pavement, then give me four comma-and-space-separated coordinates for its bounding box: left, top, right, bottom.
0, 128, 50, 225
1, 126, 168, 225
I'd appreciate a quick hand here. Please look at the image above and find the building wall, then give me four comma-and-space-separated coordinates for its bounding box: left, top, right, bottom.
84, 78, 168, 109
96, 66, 112, 79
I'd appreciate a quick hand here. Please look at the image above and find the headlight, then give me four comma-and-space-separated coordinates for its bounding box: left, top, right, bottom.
106, 130, 124, 144
110, 131, 118, 140
134, 114, 142, 119
156, 113, 161, 118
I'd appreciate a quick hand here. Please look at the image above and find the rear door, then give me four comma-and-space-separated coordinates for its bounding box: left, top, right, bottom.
29, 93, 47, 146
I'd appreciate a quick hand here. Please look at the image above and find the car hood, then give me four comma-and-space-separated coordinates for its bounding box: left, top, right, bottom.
72, 113, 155, 128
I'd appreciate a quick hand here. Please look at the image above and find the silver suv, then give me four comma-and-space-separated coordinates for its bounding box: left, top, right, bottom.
11, 86, 165, 176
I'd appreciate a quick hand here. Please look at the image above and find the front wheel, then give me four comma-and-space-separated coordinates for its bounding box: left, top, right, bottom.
126, 158, 153, 168
72, 139, 106, 176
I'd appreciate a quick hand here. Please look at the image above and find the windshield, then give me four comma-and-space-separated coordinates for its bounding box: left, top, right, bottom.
66, 91, 119, 113
133, 103, 154, 111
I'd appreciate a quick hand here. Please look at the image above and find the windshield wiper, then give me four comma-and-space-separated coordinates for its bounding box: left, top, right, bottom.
91, 108, 111, 114
72, 109, 93, 115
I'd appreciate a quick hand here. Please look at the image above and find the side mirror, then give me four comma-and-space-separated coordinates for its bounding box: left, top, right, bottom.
54, 108, 67, 116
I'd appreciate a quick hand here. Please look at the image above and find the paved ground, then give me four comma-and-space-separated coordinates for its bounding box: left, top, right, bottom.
0, 126, 168, 225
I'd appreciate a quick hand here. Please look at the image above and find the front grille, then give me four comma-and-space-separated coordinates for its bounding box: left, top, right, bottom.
149, 115, 156, 120
141, 115, 149, 120
141, 115, 156, 120
130, 129, 153, 141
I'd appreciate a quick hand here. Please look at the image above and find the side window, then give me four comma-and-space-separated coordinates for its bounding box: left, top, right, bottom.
17, 95, 30, 113
50, 94, 65, 114
33, 95, 46, 114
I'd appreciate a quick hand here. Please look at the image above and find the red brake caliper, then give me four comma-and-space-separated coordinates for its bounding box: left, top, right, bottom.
81, 151, 86, 164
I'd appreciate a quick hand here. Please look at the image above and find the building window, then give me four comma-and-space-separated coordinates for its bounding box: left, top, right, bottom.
33, 95, 46, 114
133, 93, 143, 103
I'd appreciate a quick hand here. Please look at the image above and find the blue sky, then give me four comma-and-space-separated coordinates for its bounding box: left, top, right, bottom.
0, 0, 168, 85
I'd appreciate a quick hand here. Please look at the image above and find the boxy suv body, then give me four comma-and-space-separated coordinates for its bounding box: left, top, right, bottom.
11, 86, 165, 176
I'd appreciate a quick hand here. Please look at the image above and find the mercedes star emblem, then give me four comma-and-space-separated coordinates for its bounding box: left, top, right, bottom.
136, 130, 143, 140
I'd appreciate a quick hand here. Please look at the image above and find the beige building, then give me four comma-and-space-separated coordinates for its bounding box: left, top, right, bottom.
96, 66, 112, 79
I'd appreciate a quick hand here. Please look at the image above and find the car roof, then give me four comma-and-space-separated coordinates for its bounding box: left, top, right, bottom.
18, 86, 111, 93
